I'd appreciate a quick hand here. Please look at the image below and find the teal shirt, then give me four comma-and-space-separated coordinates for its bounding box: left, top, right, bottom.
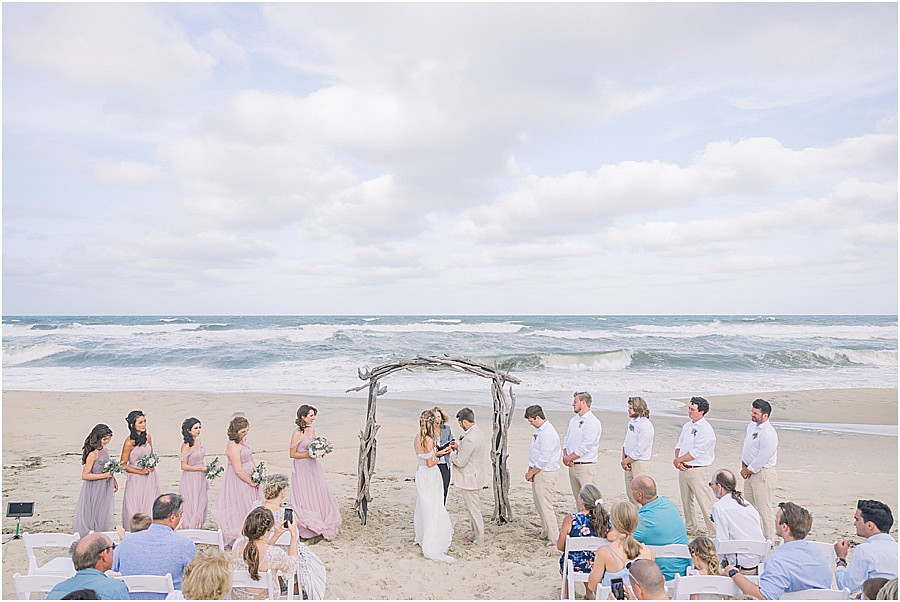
47, 568, 130, 600
633, 496, 691, 580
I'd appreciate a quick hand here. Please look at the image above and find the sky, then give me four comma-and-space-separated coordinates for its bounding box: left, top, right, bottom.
2, 3, 897, 315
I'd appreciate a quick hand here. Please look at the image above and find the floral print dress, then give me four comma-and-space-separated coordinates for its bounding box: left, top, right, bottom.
559, 512, 599, 573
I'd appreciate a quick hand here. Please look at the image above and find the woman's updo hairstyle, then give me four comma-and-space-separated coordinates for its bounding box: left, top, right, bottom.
263, 474, 289, 501
578, 483, 610, 537
182, 417, 201, 446
126, 410, 147, 447
82, 423, 113, 465
295, 405, 317, 433
241, 507, 274, 581
227, 416, 250, 443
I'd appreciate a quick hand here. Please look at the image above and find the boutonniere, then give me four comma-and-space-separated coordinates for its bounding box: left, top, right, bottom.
532, 433, 538, 441
578, 419, 584, 428
459, 435, 465, 441
629, 424, 635, 432
691, 428, 697, 436
752, 432, 759, 440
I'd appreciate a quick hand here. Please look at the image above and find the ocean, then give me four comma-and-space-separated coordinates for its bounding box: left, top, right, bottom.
2, 315, 896, 420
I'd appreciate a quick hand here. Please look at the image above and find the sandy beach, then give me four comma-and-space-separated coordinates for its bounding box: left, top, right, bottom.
2, 388, 897, 599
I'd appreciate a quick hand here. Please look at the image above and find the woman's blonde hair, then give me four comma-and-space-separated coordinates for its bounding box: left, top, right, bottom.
227, 417, 250, 443
431, 406, 450, 424
689, 536, 721, 576
182, 548, 232, 600
263, 474, 289, 501
419, 410, 437, 444
610, 501, 642, 560
241, 507, 274, 581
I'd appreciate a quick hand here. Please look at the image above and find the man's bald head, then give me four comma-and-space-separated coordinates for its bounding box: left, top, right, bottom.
71, 533, 113, 571
631, 475, 657, 505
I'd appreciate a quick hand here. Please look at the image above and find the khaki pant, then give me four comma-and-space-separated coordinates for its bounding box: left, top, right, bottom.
624, 459, 652, 506
460, 488, 484, 545
568, 463, 598, 511
678, 466, 716, 536
744, 467, 777, 542
532, 469, 559, 543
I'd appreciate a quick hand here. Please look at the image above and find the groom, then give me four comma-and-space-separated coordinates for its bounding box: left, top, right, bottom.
449, 407, 486, 546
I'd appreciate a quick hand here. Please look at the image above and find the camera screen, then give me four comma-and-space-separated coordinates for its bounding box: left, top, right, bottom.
7, 502, 35, 517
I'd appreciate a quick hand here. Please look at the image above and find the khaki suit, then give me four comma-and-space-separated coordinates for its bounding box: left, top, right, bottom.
450, 423, 486, 545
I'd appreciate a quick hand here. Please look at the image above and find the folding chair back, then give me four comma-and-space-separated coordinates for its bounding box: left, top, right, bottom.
560, 535, 608, 600
22, 532, 79, 576
647, 543, 691, 558
179, 528, 226, 552
233, 568, 276, 599
114, 573, 175, 596
673, 574, 742, 599
12, 572, 68, 600
781, 587, 850, 600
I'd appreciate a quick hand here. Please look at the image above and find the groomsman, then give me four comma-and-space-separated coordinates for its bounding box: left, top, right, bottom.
524, 405, 561, 545
562, 391, 602, 510
741, 399, 779, 542
622, 396, 654, 506
674, 396, 716, 536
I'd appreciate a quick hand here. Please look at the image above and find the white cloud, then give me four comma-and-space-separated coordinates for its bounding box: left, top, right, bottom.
90, 159, 166, 187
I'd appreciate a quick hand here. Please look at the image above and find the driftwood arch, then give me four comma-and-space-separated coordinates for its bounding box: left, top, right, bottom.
347, 355, 521, 526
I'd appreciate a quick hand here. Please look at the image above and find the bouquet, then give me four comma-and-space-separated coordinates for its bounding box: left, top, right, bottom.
101, 459, 126, 474
137, 453, 159, 470
308, 436, 333, 459
250, 461, 266, 484
205, 457, 225, 480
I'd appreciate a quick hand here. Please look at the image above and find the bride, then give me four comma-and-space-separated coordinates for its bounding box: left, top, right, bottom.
413, 409, 455, 563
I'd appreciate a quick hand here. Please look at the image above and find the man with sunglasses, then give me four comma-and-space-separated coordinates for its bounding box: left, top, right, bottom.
47, 533, 129, 599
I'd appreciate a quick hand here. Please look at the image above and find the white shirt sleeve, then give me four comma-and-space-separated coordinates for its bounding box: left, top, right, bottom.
747, 427, 778, 473
633, 420, 654, 460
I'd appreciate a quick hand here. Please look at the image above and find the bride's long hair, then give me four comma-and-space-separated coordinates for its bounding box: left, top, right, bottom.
418, 410, 438, 445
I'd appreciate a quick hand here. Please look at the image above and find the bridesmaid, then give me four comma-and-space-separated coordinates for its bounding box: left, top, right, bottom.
121, 410, 160, 529
73, 424, 118, 537
214, 416, 261, 546
179, 417, 209, 530
290, 405, 342, 541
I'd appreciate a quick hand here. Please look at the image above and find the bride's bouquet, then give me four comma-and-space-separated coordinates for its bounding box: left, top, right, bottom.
250, 461, 267, 484
136, 453, 159, 470
204, 457, 225, 480
308, 436, 333, 459
101, 459, 126, 474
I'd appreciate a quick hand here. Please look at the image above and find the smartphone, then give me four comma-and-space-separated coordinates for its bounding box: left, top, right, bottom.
610, 578, 625, 600
283, 507, 293, 528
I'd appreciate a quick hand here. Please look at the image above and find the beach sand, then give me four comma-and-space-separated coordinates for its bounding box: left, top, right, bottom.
2, 388, 897, 599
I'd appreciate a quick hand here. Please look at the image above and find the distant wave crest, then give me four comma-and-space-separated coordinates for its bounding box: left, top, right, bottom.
3, 343, 76, 366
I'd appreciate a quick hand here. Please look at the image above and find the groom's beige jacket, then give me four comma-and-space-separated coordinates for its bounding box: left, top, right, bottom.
450, 423, 485, 490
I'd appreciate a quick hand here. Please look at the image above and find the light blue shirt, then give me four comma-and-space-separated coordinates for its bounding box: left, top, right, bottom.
47, 568, 130, 600
759, 539, 832, 600
633, 496, 691, 580
113, 523, 196, 600
835, 533, 898, 594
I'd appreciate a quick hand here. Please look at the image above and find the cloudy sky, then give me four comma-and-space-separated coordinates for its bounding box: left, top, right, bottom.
3, 3, 897, 315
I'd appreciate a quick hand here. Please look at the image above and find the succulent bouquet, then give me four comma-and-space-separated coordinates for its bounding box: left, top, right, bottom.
205, 457, 225, 480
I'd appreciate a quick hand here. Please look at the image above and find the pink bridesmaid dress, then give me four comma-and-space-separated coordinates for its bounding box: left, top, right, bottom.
122, 443, 160, 529
73, 448, 115, 537
179, 445, 209, 530
214, 441, 261, 546
291, 432, 342, 540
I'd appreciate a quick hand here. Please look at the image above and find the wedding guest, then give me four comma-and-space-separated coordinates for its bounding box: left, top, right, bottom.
835, 500, 898, 595
114, 494, 196, 600
121, 410, 160, 530
525, 404, 561, 545
586, 501, 656, 600
232, 507, 299, 600
289, 405, 342, 541
621, 396, 654, 506
626, 559, 668, 601
710, 469, 766, 572
863, 578, 890, 600
181, 548, 232, 600
214, 416, 261, 546
179, 417, 209, 530
47, 533, 129, 600
630, 475, 690, 580
61, 590, 100, 600
73, 424, 118, 537
674, 396, 717, 537
563, 392, 602, 511
875, 578, 898, 600
432, 406, 454, 505
689, 536, 724, 576
557, 484, 610, 599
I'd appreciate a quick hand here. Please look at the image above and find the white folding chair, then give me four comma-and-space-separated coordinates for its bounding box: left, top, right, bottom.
672, 574, 742, 600
113, 573, 175, 596
233, 569, 277, 600
647, 543, 691, 559
22, 532, 79, 576
807, 539, 838, 564
560, 535, 609, 600
595, 586, 611, 600
88, 530, 126, 543
713, 539, 772, 572
179, 528, 226, 552
781, 587, 850, 600
12, 572, 68, 600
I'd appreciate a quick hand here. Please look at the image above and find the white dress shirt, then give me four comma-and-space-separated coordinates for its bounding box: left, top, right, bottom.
741, 420, 778, 473
564, 410, 602, 463
835, 533, 899, 593
529, 420, 562, 472
623, 416, 654, 461
675, 417, 715, 466
711, 494, 767, 567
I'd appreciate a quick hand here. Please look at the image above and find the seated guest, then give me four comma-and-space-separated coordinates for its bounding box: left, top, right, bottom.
47, 533, 129, 600
835, 500, 899, 595
113, 493, 197, 600
710, 469, 767, 571
232, 506, 299, 600
876, 578, 898, 600
689, 536, 724, 576
587, 501, 655, 599
61, 591, 100, 600
181, 548, 232, 600
115, 512, 152, 541
557, 484, 610, 578
631, 475, 691, 580
625, 558, 668, 601
863, 577, 890, 600
726, 501, 831, 599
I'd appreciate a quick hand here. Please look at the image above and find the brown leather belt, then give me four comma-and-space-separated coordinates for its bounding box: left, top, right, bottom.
573, 461, 595, 465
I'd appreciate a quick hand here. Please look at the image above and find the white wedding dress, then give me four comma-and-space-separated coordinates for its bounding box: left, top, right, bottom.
414, 450, 454, 563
